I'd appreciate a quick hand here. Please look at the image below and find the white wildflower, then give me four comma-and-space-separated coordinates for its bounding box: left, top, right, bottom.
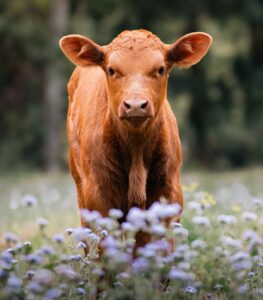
192, 216, 210, 227
111, 252, 131, 264
229, 251, 249, 263
185, 286, 198, 294
101, 236, 118, 249
176, 244, 190, 255
184, 250, 199, 260
242, 230, 259, 241
76, 242, 87, 249
72, 227, 92, 242
214, 247, 223, 256
22, 194, 38, 207
248, 237, 263, 250
239, 284, 249, 294
248, 271, 255, 277
191, 239, 207, 250
241, 211, 257, 221
23, 241, 31, 247
81, 209, 102, 223
150, 224, 166, 236
109, 208, 123, 219
127, 207, 147, 229
252, 197, 263, 207
217, 214, 237, 225
121, 222, 136, 232
214, 284, 223, 290
170, 221, 182, 228
96, 217, 118, 231
88, 232, 100, 243
178, 261, 191, 270
65, 228, 74, 235
117, 272, 130, 279
137, 247, 155, 258
253, 255, 262, 262
147, 202, 181, 221
92, 268, 105, 276
100, 229, 108, 237
149, 239, 170, 251
169, 267, 195, 281
172, 227, 189, 240
221, 236, 242, 249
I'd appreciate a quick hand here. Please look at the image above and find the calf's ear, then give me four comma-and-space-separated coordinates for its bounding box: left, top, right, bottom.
168, 32, 212, 68
59, 34, 104, 66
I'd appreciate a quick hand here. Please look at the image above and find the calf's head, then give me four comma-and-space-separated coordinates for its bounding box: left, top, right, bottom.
60, 30, 212, 130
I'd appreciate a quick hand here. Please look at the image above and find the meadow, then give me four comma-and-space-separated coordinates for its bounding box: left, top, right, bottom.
0, 168, 262, 299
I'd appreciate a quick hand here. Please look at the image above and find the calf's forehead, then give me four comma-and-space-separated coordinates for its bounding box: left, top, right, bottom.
107, 49, 165, 71
109, 29, 165, 51
105, 30, 167, 70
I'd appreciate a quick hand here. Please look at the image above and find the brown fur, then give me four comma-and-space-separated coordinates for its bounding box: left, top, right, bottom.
60, 29, 212, 239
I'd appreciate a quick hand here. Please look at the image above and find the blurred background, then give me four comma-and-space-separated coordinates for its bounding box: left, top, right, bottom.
1, 0, 263, 172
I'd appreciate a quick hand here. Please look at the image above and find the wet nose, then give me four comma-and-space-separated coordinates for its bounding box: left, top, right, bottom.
123, 99, 149, 115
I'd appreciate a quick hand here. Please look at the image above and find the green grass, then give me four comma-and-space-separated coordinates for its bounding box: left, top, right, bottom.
1, 167, 262, 239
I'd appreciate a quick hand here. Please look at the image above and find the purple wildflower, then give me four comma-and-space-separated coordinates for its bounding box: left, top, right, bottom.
55, 264, 79, 281
77, 287, 86, 295
36, 218, 49, 229
22, 194, 38, 207
169, 267, 195, 281
4, 232, 18, 244
109, 208, 123, 219
65, 228, 74, 235
44, 288, 62, 299
52, 234, 64, 244
27, 281, 43, 294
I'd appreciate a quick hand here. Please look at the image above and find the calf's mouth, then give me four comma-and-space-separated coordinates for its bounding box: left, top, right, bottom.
122, 115, 152, 128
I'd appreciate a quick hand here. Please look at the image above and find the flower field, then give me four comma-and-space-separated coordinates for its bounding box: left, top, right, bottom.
0, 169, 263, 300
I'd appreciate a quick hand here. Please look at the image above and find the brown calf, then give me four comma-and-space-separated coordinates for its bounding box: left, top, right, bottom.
59, 29, 212, 235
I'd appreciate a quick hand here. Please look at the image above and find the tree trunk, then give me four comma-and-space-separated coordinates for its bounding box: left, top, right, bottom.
44, 0, 69, 171
186, 1, 212, 165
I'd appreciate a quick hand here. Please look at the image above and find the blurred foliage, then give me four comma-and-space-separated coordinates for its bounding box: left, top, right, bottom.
0, 0, 263, 170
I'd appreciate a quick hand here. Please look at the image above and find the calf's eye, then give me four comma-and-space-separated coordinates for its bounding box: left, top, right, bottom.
158, 66, 165, 76
108, 67, 115, 77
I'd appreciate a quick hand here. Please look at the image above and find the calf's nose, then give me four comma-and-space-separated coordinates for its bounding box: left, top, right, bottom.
124, 99, 148, 110
123, 99, 149, 116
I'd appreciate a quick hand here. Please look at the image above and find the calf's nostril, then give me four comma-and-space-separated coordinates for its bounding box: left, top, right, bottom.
124, 101, 131, 109
140, 101, 148, 110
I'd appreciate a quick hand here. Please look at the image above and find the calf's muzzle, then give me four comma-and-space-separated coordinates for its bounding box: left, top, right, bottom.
119, 99, 154, 121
